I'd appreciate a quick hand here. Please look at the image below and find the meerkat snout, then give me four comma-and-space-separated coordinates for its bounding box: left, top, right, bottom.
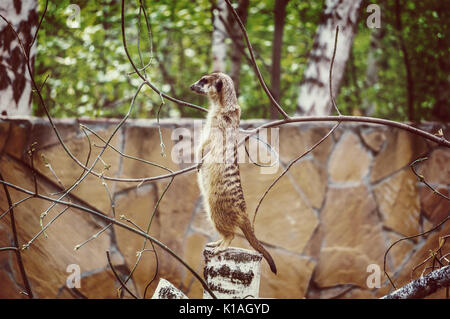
190, 77, 208, 95
189, 82, 204, 95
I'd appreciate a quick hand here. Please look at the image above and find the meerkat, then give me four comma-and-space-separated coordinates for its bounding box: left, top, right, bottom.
190, 72, 277, 274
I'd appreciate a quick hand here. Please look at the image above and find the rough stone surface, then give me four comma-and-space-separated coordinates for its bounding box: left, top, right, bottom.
303, 126, 335, 165
259, 250, 315, 299
374, 169, 421, 237
419, 186, 449, 225
182, 233, 209, 298
0, 156, 111, 298
385, 232, 415, 271
328, 132, 371, 183
33, 126, 122, 213
361, 129, 387, 153
279, 125, 334, 165
417, 148, 450, 185
191, 201, 217, 238
78, 268, 122, 299
0, 118, 447, 299
120, 126, 179, 191
113, 183, 159, 295
289, 159, 327, 209
371, 129, 428, 183
240, 163, 318, 254
314, 186, 385, 288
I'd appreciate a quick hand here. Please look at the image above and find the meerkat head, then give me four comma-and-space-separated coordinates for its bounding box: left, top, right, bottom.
190, 73, 238, 109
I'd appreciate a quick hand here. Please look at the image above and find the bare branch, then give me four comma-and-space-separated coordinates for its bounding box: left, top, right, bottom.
410, 157, 450, 201
106, 251, 138, 299
382, 265, 450, 299
0, 178, 217, 299
120, 0, 207, 114
0, 172, 33, 298
384, 216, 449, 289
224, 0, 290, 119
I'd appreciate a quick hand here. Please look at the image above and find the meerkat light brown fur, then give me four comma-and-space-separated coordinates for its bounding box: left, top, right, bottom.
190, 72, 277, 274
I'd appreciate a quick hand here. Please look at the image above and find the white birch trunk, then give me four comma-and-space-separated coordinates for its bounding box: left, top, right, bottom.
296, 0, 362, 116
0, 0, 38, 117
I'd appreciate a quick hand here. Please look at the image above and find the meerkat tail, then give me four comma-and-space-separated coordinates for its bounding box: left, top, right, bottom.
239, 218, 277, 274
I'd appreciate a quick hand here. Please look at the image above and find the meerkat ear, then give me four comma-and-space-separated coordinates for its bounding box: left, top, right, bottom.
214, 79, 223, 93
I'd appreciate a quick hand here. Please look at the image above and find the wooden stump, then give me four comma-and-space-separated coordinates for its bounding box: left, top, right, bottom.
203, 243, 262, 299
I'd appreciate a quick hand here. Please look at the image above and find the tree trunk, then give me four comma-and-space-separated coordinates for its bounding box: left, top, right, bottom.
363, 27, 385, 116
227, 0, 249, 96
0, 0, 38, 117
295, 0, 362, 116
211, 0, 227, 72
270, 0, 289, 119
395, 0, 414, 122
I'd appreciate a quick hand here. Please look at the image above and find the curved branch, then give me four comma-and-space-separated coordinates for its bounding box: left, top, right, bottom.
58, 115, 448, 185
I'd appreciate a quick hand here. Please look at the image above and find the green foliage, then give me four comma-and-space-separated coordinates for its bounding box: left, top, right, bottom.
338, 0, 449, 121
34, 0, 448, 121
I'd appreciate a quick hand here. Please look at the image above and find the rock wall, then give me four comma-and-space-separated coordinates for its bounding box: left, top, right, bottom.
0, 117, 448, 299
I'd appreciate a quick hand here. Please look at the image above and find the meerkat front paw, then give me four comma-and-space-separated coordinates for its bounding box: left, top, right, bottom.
212, 237, 233, 254
213, 245, 225, 255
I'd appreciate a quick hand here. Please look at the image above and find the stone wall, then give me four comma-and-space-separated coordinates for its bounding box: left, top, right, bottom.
0, 117, 448, 299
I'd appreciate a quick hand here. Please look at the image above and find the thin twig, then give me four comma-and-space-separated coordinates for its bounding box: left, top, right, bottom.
41, 154, 66, 191
0, 195, 34, 220
0, 247, 18, 252
24, 207, 70, 250
106, 251, 138, 299
329, 25, 341, 116
0, 172, 33, 298
27, 142, 38, 195
79, 124, 171, 173
383, 216, 450, 289
252, 24, 343, 225
410, 157, 450, 201
53, 115, 450, 186
34, 82, 147, 245
244, 134, 280, 168
121, 176, 174, 296
252, 122, 340, 226
120, 0, 207, 114
0, 178, 217, 299
74, 224, 112, 251
224, 0, 290, 119
29, 0, 48, 56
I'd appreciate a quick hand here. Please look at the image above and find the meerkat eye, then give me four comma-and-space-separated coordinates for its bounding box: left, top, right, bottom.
199, 78, 207, 85
214, 79, 223, 92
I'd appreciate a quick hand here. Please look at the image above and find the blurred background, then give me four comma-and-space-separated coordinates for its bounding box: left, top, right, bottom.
0, 0, 449, 299
23, 0, 449, 121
